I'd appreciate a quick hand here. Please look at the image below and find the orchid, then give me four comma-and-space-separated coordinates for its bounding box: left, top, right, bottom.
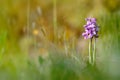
82, 17, 99, 65
82, 18, 99, 39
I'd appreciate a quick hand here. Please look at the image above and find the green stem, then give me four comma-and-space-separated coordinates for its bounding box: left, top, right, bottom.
27, 0, 30, 36
53, 0, 57, 42
93, 37, 96, 65
89, 38, 92, 64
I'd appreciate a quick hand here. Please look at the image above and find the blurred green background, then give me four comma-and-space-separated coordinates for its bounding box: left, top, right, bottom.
0, 0, 120, 80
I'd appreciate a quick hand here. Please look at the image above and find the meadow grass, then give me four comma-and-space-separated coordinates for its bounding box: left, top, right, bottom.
0, 1, 120, 80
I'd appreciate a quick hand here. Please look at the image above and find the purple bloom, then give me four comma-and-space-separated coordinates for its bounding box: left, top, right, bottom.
82, 32, 88, 39
82, 17, 99, 39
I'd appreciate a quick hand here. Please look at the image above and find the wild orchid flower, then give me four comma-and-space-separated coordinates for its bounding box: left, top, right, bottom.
82, 17, 99, 65
82, 18, 99, 39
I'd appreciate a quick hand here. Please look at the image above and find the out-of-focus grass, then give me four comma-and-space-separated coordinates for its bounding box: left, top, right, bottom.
0, 0, 120, 80
97, 12, 120, 80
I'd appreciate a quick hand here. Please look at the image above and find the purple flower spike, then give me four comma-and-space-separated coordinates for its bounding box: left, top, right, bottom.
82, 17, 99, 39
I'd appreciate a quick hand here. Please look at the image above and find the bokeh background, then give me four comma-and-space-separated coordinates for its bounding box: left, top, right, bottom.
0, 0, 120, 80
